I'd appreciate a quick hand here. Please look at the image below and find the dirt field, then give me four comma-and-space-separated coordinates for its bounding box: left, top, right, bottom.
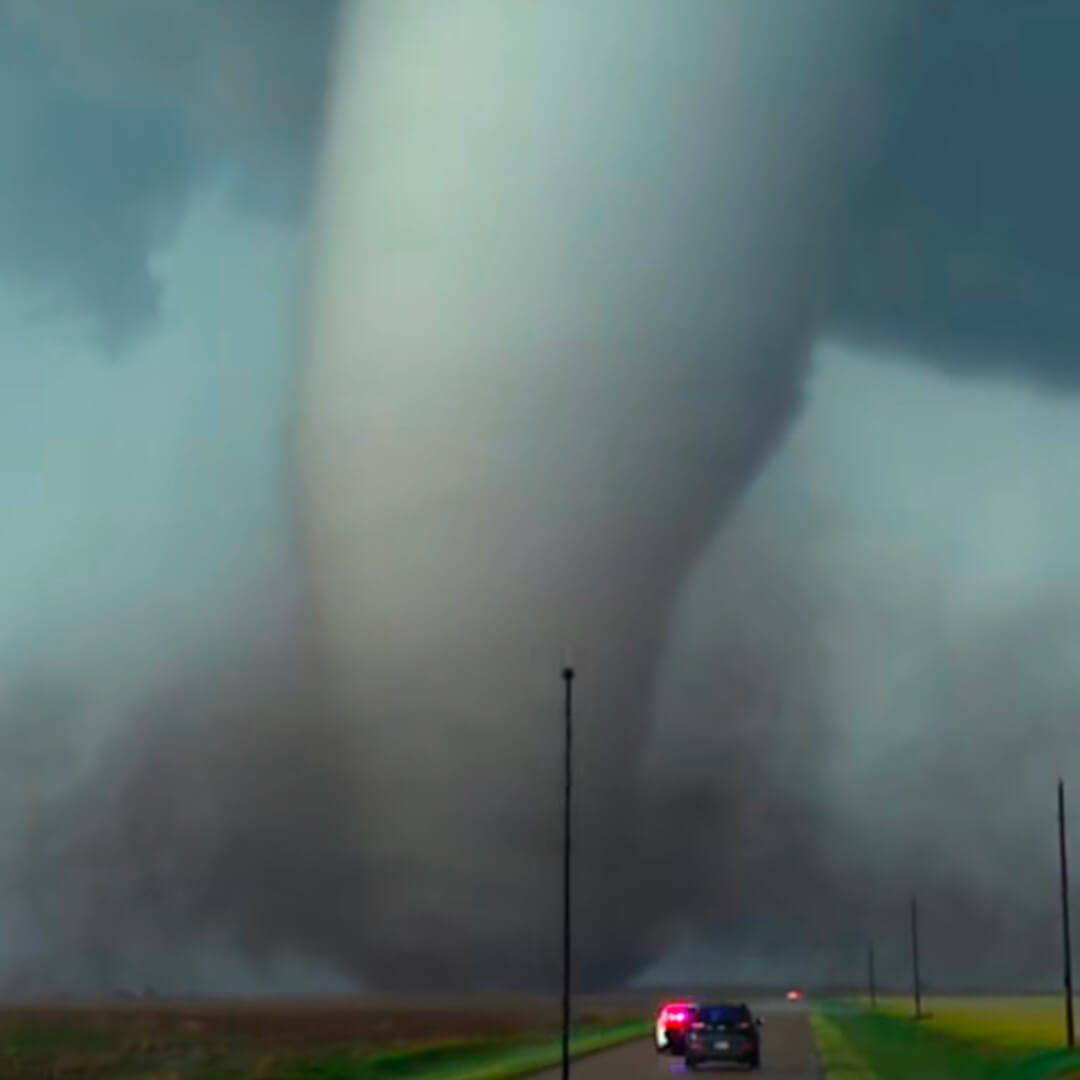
0, 995, 650, 1079
0, 993, 651, 1038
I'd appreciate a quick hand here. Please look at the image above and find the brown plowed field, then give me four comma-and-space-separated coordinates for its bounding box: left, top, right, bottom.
0, 994, 649, 1079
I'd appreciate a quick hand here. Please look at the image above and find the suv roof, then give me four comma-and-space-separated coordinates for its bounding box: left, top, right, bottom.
695, 1002, 751, 1017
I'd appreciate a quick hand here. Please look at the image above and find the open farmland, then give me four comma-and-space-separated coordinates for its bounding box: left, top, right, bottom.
875, 996, 1075, 1055
813, 996, 1080, 1079
0, 996, 649, 1080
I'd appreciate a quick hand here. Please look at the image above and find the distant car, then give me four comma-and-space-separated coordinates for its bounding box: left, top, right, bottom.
654, 1000, 696, 1054
684, 1002, 762, 1071
786, 989, 803, 1002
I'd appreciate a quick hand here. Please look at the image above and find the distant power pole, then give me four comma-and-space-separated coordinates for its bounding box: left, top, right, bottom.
1059, 779, 1075, 1049
561, 667, 576, 1080
868, 941, 877, 1011
910, 896, 923, 1020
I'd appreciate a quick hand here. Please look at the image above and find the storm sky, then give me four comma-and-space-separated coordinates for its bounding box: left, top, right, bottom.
1, 0, 1080, 993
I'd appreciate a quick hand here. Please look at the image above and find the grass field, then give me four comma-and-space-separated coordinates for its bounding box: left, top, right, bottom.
0, 998, 649, 1080
813, 996, 1080, 1079
875, 997, 1076, 1054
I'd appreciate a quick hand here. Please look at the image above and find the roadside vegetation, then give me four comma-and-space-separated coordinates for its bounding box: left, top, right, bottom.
813, 997, 1080, 1080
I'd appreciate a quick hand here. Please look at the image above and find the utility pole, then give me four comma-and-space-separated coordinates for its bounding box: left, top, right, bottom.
910, 896, 923, 1020
868, 941, 877, 1011
561, 667, 576, 1080
1059, 779, 1075, 1049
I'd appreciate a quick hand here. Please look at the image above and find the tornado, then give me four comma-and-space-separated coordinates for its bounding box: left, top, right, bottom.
299, 0, 908, 988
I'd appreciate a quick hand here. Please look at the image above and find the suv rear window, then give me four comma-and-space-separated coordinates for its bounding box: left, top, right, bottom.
696, 1005, 749, 1024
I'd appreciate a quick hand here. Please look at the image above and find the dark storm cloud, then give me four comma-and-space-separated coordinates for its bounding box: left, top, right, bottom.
833, 0, 1080, 382
8, 0, 1080, 998
699, 349, 1080, 992
10, 627, 365, 994
300, 0, 908, 992
4, 0, 1078, 376
0, 0, 337, 346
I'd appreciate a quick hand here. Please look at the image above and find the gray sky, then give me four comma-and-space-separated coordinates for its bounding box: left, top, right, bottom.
0, 0, 335, 344
1, 0, 1080, 992
645, 343, 1080, 988
834, 0, 1080, 380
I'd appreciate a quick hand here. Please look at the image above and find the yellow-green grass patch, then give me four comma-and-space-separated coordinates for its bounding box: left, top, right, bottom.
867, 997, 1074, 1055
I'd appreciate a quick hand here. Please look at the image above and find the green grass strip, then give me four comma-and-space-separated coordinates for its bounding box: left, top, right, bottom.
280, 1020, 650, 1080
812, 1003, 1008, 1080
812, 1002, 1080, 1080
425, 1021, 650, 1080
809, 1009, 878, 1079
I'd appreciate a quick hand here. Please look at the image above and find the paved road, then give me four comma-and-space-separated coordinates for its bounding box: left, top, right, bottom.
534, 1005, 819, 1080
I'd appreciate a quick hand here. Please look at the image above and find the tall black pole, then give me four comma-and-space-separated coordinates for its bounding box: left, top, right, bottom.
910, 896, 923, 1020
561, 667, 575, 1080
1059, 779, 1075, 1049
868, 941, 877, 1012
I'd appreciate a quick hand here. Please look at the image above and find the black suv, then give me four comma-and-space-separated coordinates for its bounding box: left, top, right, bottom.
684, 1002, 762, 1070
